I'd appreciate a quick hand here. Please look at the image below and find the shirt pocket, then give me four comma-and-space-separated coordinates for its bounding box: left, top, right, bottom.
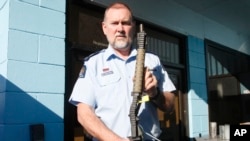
97, 71, 121, 86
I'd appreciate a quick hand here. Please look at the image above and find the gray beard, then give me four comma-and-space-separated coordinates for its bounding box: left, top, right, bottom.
112, 40, 130, 49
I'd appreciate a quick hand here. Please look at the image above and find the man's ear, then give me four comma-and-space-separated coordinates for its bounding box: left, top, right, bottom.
102, 22, 107, 35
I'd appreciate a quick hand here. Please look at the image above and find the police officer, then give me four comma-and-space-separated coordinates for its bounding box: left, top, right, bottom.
69, 2, 176, 141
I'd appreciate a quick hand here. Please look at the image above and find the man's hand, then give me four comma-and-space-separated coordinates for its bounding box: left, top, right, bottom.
143, 67, 176, 113
144, 67, 158, 98
121, 138, 131, 141
77, 103, 127, 141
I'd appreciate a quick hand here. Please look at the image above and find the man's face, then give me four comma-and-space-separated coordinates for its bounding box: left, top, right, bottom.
102, 7, 135, 50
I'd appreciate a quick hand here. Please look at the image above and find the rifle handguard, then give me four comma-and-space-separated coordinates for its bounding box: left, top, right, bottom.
129, 23, 147, 141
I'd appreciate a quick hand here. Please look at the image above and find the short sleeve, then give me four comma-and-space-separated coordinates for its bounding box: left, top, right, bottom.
68, 64, 96, 107
150, 57, 176, 92
160, 67, 176, 92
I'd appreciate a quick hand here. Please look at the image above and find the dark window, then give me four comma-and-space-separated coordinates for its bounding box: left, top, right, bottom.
206, 40, 250, 124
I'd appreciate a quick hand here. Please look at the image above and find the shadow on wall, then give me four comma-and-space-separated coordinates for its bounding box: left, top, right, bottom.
0, 75, 63, 141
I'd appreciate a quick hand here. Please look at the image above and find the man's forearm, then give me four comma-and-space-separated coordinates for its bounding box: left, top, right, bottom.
151, 91, 175, 113
77, 103, 127, 141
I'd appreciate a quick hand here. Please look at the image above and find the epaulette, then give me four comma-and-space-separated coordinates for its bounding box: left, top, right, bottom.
79, 49, 105, 78
134, 46, 156, 56
84, 49, 105, 62
145, 50, 157, 56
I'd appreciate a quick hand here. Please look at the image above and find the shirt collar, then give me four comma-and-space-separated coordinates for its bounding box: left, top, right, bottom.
104, 45, 137, 61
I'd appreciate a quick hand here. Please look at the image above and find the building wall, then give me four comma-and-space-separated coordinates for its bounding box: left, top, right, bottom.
187, 36, 208, 137
0, 0, 65, 141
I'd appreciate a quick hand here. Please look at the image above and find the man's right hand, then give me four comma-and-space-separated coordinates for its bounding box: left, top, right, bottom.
121, 138, 131, 141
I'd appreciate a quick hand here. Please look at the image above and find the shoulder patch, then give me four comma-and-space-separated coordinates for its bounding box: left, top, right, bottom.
79, 65, 86, 78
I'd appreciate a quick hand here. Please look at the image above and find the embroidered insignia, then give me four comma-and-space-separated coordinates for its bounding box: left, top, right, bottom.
102, 68, 109, 72
101, 67, 113, 76
101, 71, 114, 76
79, 65, 86, 78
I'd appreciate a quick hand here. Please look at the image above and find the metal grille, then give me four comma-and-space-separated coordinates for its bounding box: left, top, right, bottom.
147, 36, 180, 64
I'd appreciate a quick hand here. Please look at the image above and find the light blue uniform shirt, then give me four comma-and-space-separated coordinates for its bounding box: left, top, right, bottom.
69, 45, 176, 140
